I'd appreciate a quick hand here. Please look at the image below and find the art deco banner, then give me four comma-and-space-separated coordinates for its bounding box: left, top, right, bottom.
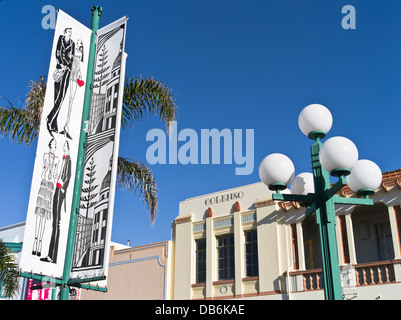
70, 16, 128, 280
20, 10, 91, 278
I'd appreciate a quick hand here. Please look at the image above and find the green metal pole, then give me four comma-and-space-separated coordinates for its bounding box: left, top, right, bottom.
59, 6, 102, 300
311, 139, 343, 300
52, 287, 57, 300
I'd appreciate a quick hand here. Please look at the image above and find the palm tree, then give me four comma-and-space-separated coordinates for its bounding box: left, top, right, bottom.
0, 75, 177, 223
0, 239, 20, 298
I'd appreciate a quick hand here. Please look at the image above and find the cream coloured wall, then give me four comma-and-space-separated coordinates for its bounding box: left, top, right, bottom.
81, 241, 171, 300
178, 182, 272, 222
255, 202, 281, 295
173, 182, 283, 300
172, 214, 193, 299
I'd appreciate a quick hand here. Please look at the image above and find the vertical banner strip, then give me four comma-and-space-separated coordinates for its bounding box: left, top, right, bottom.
70, 17, 128, 282
20, 10, 91, 278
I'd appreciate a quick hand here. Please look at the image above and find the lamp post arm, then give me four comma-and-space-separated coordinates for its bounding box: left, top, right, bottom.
19, 272, 63, 286
272, 192, 316, 203
69, 282, 107, 292
68, 275, 106, 285
324, 176, 347, 199
304, 192, 373, 218
333, 194, 373, 206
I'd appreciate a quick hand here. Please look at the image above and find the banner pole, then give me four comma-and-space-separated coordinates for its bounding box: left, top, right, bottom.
59, 5, 102, 300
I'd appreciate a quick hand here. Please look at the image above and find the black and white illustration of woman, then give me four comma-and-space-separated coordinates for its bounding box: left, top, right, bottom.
31, 138, 59, 257
60, 39, 85, 140
40, 141, 72, 264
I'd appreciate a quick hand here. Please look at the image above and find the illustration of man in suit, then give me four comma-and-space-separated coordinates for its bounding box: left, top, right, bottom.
46, 28, 75, 136
40, 141, 71, 264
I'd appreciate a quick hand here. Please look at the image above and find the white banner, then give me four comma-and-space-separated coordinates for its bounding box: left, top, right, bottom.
70, 16, 128, 281
20, 10, 91, 278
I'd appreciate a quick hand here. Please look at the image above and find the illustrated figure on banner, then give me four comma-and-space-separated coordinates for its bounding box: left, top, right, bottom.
61, 39, 85, 139
40, 141, 71, 264
31, 138, 59, 257
46, 27, 75, 137
33, 27, 85, 264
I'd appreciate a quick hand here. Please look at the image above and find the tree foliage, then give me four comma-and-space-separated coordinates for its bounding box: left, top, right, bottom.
0, 239, 19, 299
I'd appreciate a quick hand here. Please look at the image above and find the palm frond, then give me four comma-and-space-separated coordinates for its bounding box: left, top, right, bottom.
117, 157, 158, 223
25, 75, 47, 124
0, 239, 20, 299
122, 76, 178, 130
0, 76, 46, 146
0, 103, 39, 145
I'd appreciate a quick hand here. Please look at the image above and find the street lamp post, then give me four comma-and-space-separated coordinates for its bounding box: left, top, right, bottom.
259, 104, 382, 300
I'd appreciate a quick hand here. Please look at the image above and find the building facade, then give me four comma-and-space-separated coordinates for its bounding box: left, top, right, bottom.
171, 169, 401, 300
4, 170, 401, 300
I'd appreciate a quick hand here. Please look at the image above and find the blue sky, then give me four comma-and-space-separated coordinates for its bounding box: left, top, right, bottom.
1, 0, 401, 247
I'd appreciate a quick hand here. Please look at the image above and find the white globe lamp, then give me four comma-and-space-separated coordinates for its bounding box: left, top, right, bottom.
259, 153, 295, 191
298, 104, 333, 140
319, 136, 358, 177
290, 172, 315, 195
347, 159, 382, 197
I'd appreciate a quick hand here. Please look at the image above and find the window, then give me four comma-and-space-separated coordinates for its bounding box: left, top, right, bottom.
217, 234, 235, 280
339, 215, 350, 264
244, 229, 258, 277
291, 224, 299, 269
394, 205, 401, 250
196, 239, 206, 283
375, 223, 394, 261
